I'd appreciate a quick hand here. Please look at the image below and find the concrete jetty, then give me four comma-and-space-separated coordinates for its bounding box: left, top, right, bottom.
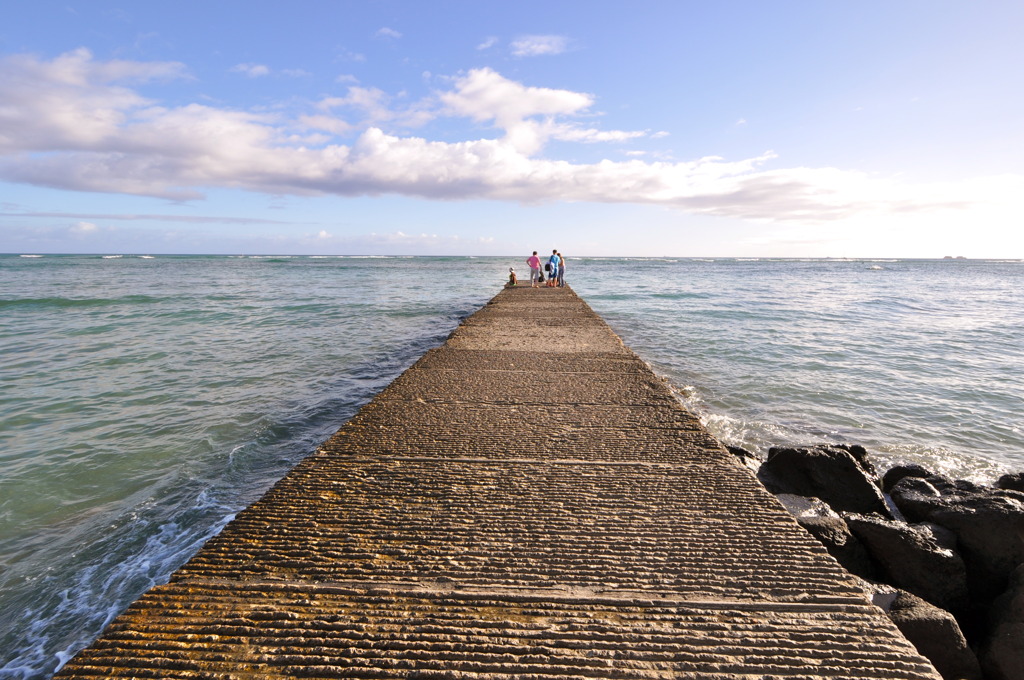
56, 286, 941, 679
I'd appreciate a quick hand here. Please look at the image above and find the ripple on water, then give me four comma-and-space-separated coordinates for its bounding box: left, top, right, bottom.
1, 255, 1022, 678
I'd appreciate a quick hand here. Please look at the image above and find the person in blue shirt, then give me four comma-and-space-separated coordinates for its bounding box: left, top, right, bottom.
546, 250, 560, 287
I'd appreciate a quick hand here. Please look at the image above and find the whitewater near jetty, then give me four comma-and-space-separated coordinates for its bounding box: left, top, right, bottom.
56, 285, 939, 679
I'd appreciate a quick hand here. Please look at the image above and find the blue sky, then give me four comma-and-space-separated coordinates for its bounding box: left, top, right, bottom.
1, 1, 1022, 256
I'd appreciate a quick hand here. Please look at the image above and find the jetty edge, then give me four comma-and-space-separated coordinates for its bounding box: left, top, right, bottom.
55, 285, 941, 679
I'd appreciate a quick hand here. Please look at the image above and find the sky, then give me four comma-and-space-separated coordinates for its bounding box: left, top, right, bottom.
1, 1, 1022, 257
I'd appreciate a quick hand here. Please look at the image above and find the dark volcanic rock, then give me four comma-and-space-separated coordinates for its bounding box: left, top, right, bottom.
727, 445, 760, 474
845, 513, 969, 613
888, 591, 982, 680
770, 493, 876, 577
894, 476, 943, 498
802, 515, 877, 580
923, 474, 985, 495
996, 472, 1024, 492
981, 565, 1024, 680
775, 493, 836, 520
775, 494, 876, 579
757, 444, 890, 517
890, 476, 1024, 600
882, 464, 934, 494
920, 522, 959, 553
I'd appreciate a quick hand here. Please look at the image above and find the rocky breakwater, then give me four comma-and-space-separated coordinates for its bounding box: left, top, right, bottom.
732, 443, 1024, 680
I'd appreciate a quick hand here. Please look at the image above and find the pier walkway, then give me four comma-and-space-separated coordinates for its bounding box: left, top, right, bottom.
57, 286, 940, 679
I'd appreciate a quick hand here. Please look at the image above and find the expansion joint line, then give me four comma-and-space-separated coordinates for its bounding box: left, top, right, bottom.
312, 452, 707, 468
171, 576, 872, 612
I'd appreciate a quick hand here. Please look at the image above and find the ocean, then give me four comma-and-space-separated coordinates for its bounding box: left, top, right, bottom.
1, 254, 1021, 679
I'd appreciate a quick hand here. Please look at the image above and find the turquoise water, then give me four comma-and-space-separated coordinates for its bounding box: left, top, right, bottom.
1, 254, 1022, 678
576, 257, 1023, 480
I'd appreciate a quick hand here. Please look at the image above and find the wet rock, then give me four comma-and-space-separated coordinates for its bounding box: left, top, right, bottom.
775, 493, 838, 520
995, 473, 1024, 493
845, 513, 969, 613
888, 590, 982, 680
952, 478, 983, 493
882, 464, 934, 494
727, 445, 760, 474
775, 494, 877, 579
895, 476, 943, 498
757, 444, 890, 517
890, 476, 1024, 601
922, 474, 984, 495
981, 565, 1024, 680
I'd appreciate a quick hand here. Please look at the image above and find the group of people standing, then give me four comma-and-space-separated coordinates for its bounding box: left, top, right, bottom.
526, 250, 565, 287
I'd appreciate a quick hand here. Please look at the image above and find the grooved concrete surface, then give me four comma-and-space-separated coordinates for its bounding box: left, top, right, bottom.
56, 286, 941, 680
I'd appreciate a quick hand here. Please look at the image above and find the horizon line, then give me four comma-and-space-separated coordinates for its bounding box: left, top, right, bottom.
4, 253, 1018, 261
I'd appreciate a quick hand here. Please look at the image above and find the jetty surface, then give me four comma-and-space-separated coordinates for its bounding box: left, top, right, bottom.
56, 286, 940, 679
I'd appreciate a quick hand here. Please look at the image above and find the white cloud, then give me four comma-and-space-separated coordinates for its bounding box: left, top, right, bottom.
441, 68, 592, 123
510, 35, 570, 57
299, 113, 354, 136
320, 86, 392, 116
375, 27, 402, 39
477, 37, 498, 50
230, 63, 270, 78
337, 49, 366, 63
70, 221, 98, 233
316, 85, 433, 129
0, 48, 185, 153
0, 50, 1019, 227
2, 210, 289, 224
551, 126, 646, 144
440, 68, 606, 153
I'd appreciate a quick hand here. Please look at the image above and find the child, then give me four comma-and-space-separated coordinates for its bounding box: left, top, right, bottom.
507, 267, 518, 287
